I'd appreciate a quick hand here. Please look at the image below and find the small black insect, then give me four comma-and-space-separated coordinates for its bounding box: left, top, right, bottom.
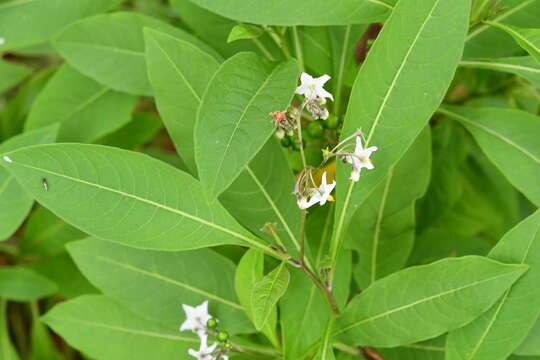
42, 178, 48, 192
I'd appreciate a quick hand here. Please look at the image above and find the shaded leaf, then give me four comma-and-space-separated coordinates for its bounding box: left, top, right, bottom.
43, 295, 197, 360
53, 12, 218, 95
0, 267, 57, 301
195, 52, 299, 198
26, 65, 136, 143
440, 106, 540, 207
68, 238, 252, 334
0, 60, 31, 93
0, 299, 19, 360
459, 57, 540, 88
486, 22, 540, 63
96, 112, 162, 150
337, 256, 527, 347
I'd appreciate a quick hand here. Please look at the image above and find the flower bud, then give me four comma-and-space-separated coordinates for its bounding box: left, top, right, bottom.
217, 331, 229, 342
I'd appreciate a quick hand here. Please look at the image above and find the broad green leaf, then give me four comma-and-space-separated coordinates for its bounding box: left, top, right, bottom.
220, 139, 302, 259
235, 249, 278, 344
185, 0, 392, 26
336, 256, 528, 347
486, 22, 540, 63
96, 112, 162, 150
377, 337, 446, 360
0, 68, 54, 140
516, 318, 540, 356
228, 24, 264, 43
21, 206, 85, 257
464, 0, 540, 59
439, 106, 540, 207
0, 125, 58, 241
251, 262, 290, 330
347, 128, 431, 288
145, 28, 221, 173
26, 65, 137, 143
1, 143, 270, 252
0, 299, 19, 360
53, 12, 219, 95
195, 52, 299, 198
0, 267, 57, 301
331, 0, 469, 277
0, 60, 31, 93
314, 319, 336, 360
29, 254, 97, 299
446, 211, 540, 360
43, 295, 197, 360
0, 0, 123, 50
459, 57, 540, 88
29, 302, 61, 360
300, 27, 333, 76
68, 238, 252, 334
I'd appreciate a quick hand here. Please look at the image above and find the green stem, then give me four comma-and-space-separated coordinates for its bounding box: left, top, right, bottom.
252, 37, 275, 61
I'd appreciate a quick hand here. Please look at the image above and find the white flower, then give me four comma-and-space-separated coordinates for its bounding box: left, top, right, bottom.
180, 301, 212, 336
2, 155, 12, 163
345, 136, 378, 182
0, 38, 5, 46
297, 171, 336, 209
295, 72, 334, 102
188, 334, 218, 360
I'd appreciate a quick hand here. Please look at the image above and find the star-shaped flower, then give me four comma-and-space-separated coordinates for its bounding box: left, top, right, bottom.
297, 171, 336, 209
345, 136, 378, 182
188, 334, 218, 360
295, 72, 334, 102
180, 301, 212, 336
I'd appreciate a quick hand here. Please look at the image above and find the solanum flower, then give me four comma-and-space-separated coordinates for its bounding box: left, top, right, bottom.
345, 136, 378, 182
180, 301, 212, 336
295, 72, 334, 102
188, 334, 218, 360
297, 171, 336, 209
3, 155, 12, 163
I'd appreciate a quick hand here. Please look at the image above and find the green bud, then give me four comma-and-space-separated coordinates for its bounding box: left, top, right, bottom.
307, 121, 324, 138
206, 318, 218, 329
224, 342, 233, 350
217, 331, 229, 342
280, 136, 291, 147
325, 115, 340, 129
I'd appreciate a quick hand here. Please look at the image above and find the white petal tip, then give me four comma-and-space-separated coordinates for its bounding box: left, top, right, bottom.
3, 156, 12, 163
0, 38, 5, 46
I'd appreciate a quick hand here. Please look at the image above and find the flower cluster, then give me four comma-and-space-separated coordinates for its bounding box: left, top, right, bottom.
295, 72, 333, 120
180, 301, 230, 360
295, 170, 336, 210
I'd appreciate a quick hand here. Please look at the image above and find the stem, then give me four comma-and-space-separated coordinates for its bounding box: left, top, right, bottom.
295, 102, 308, 170
300, 264, 340, 316
265, 26, 291, 59
299, 210, 307, 264
292, 26, 304, 70
252, 37, 275, 61
266, 224, 286, 249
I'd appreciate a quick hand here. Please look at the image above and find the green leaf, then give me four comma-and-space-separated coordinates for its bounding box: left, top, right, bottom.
0, 125, 58, 241
220, 139, 302, 259
516, 318, 540, 356
347, 128, 431, 288
439, 106, 540, 207
331, 0, 469, 276
42, 295, 197, 360
486, 22, 540, 63
336, 256, 528, 347
68, 238, 252, 334
1, 143, 270, 252
464, 0, 540, 59
235, 249, 278, 344
20, 206, 85, 257
144, 28, 221, 173
29, 302, 61, 360
195, 52, 299, 198
185, 0, 392, 26
0, 267, 57, 301
0, 0, 123, 50
96, 112, 162, 150
53, 12, 219, 95
251, 262, 290, 330
377, 337, 446, 360
0, 299, 19, 360
26, 65, 137, 143
314, 319, 336, 360
228, 24, 264, 43
460, 57, 540, 88
0, 60, 31, 94
446, 211, 540, 360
